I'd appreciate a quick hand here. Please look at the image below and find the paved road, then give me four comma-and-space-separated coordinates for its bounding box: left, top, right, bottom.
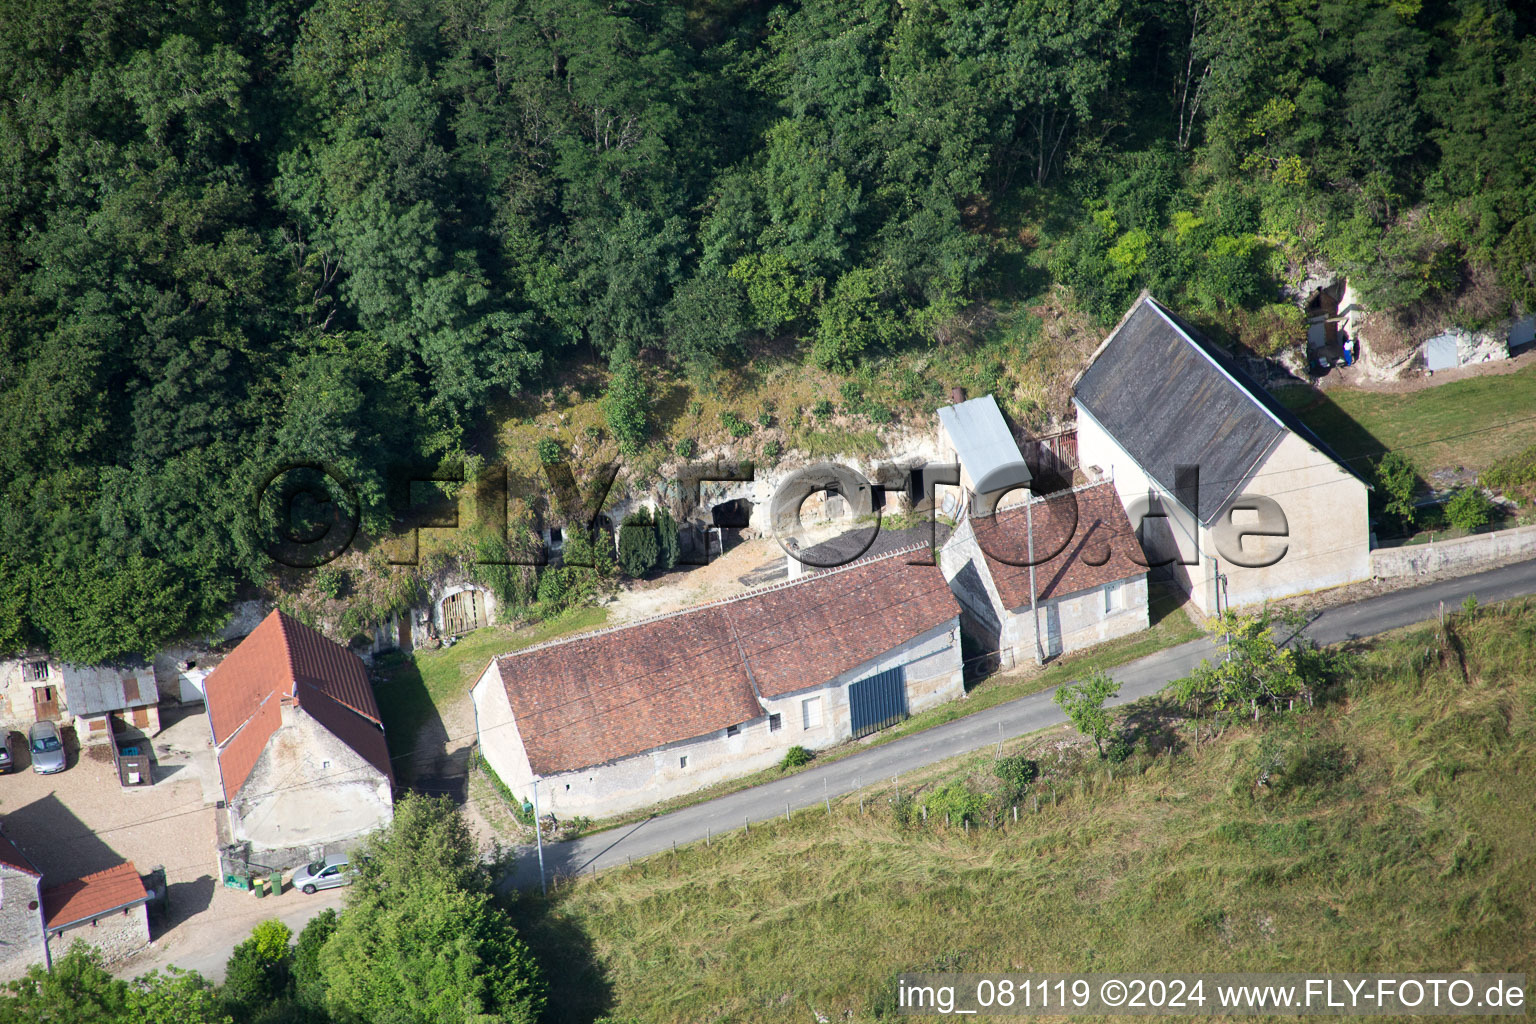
510, 557, 1536, 886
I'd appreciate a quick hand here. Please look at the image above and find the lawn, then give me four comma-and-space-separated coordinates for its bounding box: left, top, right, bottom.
565, 585, 1204, 837
511, 597, 1536, 1024
372, 606, 607, 781
1273, 360, 1536, 478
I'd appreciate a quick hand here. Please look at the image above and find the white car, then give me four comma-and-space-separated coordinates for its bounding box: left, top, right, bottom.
292, 854, 352, 894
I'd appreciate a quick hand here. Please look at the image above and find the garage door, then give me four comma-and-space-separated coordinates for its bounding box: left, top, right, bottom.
848, 666, 908, 739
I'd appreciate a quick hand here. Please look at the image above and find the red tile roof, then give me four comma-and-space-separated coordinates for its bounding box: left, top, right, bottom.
0, 832, 40, 877
492, 549, 960, 774
206, 610, 393, 798
43, 861, 147, 930
969, 481, 1147, 609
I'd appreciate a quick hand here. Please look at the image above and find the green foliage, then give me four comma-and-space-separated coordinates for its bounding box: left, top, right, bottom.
0, 946, 231, 1024
721, 411, 753, 439
290, 911, 338, 1018
1372, 451, 1420, 530
313, 566, 347, 601
617, 508, 660, 578
654, 508, 680, 571
674, 438, 698, 459
1480, 444, 1536, 506
1052, 670, 1120, 756
603, 360, 650, 455
536, 438, 562, 465
223, 921, 292, 1018
780, 745, 813, 771
1170, 611, 1306, 722
762, 440, 783, 461
319, 795, 545, 1024
923, 782, 988, 826
1444, 487, 1494, 532
994, 755, 1040, 796
812, 400, 835, 418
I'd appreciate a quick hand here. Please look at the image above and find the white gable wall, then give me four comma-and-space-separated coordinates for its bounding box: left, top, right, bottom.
473, 620, 964, 821
231, 705, 393, 851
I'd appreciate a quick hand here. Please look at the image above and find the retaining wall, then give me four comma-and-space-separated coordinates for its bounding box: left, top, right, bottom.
1371, 522, 1536, 578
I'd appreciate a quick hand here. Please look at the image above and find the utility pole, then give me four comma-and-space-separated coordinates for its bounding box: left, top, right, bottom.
531, 779, 547, 897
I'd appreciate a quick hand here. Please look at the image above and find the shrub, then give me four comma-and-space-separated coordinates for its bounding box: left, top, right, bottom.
812, 399, 834, 418
313, 565, 347, 600
762, 440, 782, 461
1372, 452, 1418, 529
924, 782, 989, 826
617, 509, 660, 578
688, 400, 703, 416
994, 755, 1039, 795
584, 424, 603, 442
1053, 670, 1120, 756
756, 409, 773, 428
654, 508, 680, 570
1481, 443, 1536, 506
604, 359, 649, 451
865, 403, 893, 424
780, 745, 813, 771
721, 411, 752, 439
536, 437, 562, 465
1444, 487, 1493, 532
674, 437, 697, 459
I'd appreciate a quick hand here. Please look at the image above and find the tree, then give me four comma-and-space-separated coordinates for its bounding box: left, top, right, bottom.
0, 946, 230, 1024
1445, 487, 1493, 532
617, 508, 660, 578
222, 920, 292, 1019
654, 507, 681, 571
1169, 610, 1305, 722
1372, 452, 1418, 532
603, 358, 649, 455
1052, 670, 1120, 756
319, 795, 545, 1024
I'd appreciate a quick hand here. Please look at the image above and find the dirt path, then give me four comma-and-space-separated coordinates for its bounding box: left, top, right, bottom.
1323, 342, 1536, 394
605, 537, 787, 624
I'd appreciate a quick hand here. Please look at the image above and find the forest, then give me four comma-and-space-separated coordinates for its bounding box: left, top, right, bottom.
1, 0, 1532, 661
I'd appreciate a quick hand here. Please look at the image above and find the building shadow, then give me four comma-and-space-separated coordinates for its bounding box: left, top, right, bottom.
4, 793, 129, 881
369, 653, 442, 791
155, 874, 217, 938
504, 893, 616, 1024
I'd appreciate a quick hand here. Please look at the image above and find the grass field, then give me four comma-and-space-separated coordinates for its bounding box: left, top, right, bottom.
511, 598, 1536, 1023
1274, 360, 1536, 478
372, 607, 607, 780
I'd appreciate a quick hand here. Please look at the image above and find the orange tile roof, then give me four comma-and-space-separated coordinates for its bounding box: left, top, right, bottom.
207, 610, 393, 799
43, 861, 147, 930
969, 481, 1147, 608
493, 548, 961, 774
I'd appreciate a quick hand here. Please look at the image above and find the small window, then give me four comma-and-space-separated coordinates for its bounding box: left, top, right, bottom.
725, 724, 740, 737
1105, 582, 1122, 613
801, 696, 822, 730
23, 662, 48, 682
679, 755, 688, 769
768, 713, 782, 732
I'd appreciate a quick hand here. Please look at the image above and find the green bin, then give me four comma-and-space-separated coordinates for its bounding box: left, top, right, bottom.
223, 873, 251, 891
269, 871, 283, 895
253, 878, 267, 898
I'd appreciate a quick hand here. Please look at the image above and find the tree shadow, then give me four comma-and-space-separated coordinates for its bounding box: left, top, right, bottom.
1118, 697, 1185, 756
503, 894, 616, 1024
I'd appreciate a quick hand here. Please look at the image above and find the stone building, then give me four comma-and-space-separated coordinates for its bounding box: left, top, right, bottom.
204, 611, 394, 852
472, 547, 964, 819
41, 861, 151, 966
940, 480, 1150, 663
0, 833, 45, 978
0, 653, 64, 730
1074, 294, 1371, 612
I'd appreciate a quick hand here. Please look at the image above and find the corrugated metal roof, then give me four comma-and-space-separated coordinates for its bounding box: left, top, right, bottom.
58, 664, 157, 717
937, 395, 1031, 495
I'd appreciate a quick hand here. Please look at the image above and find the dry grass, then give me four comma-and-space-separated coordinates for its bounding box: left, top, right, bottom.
511, 599, 1536, 1024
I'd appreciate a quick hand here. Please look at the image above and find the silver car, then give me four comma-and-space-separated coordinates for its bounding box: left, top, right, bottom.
293, 854, 351, 894
29, 721, 66, 774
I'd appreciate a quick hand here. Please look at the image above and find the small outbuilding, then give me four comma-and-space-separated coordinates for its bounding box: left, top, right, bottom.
937, 394, 1032, 511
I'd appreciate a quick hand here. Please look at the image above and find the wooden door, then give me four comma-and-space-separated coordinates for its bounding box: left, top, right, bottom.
32, 685, 60, 721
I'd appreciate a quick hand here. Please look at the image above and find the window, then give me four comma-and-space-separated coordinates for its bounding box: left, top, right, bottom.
768, 713, 782, 732
801, 696, 822, 730
23, 661, 48, 682
679, 755, 688, 769
725, 724, 740, 737
1104, 582, 1122, 613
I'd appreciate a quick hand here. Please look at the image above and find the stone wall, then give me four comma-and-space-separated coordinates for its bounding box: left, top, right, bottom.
0, 869, 45, 980
46, 905, 151, 966
1370, 522, 1536, 579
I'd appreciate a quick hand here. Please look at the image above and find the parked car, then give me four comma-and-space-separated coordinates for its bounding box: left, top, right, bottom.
293, 854, 352, 894
29, 721, 66, 774
0, 732, 15, 774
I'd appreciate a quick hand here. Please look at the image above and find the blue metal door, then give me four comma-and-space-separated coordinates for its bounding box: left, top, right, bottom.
848, 666, 909, 739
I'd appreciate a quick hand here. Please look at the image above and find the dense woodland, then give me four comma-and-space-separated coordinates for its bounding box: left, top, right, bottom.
1, 0, 1532, 661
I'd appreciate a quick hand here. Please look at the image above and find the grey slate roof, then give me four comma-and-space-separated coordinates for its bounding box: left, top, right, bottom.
1074, 295, 1366, 525
60, 663, 157, 717
937, 395, 1031, 495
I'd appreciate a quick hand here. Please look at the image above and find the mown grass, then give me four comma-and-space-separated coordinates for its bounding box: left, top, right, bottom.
372, 606, 607, 780
569, 588, 1202, 836
1273, 360, 1536, 478
512, 598, 1536, 1024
